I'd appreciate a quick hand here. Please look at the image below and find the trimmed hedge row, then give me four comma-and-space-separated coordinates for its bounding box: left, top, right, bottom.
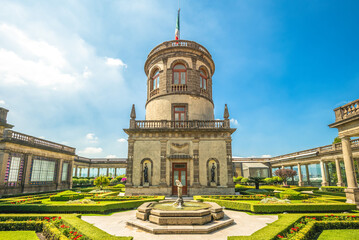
50, 191, 84, 201
195, 196, 357, 213
321, 186, 346, 192
0, 214, 132, 240
0, 197, 165, 213
0, 221, 68, 240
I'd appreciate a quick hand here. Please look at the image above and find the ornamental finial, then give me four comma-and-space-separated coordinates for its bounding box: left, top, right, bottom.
223, 104, 229, 120
130, 104, 136, 120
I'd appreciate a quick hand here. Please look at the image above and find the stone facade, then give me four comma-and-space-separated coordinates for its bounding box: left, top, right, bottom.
124, 40, 236, 196
0, 107, 75, 197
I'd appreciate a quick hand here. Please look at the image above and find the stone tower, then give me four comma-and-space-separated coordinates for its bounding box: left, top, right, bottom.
124, 40, 236, 196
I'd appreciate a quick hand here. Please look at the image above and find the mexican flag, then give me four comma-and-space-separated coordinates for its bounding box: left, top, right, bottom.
175, 9, 180, 40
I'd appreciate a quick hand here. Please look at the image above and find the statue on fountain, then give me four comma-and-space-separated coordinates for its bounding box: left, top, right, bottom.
173, 179, 184, 208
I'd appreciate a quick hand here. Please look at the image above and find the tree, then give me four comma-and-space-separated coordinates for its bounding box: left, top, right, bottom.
248, 177, 265, 189
94, 176, 110, 190
274, 169, 297, 186
333, 137, 341, 144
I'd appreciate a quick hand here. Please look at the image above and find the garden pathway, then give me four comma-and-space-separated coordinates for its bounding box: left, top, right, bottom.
82, 210, 278, 240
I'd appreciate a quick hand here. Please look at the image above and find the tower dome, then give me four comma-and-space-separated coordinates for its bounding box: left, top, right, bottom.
144, 40, 215, 121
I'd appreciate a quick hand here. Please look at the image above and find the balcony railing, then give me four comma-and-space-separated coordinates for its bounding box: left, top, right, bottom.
334, 98, 359, 122
171, 84, 187, 92
132, 120, 230, 129
271, 138, 359, 162
148, 40, 212, 58
150, 88, 159, 97
3, 130, 75, 154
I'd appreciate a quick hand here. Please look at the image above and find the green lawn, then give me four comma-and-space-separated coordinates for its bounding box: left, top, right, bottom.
317, 229, 359, 240
0, 231, 38, 240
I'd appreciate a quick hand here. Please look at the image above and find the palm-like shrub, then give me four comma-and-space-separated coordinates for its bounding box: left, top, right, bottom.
94, 176, 110, 190
248, 177, 265, 189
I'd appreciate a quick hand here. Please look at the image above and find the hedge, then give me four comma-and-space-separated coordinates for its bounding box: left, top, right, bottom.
321, 186, 346, 192
228, 214, 359, 240
0, 221, 69, 240
0, 214, 132, 240
0, 196, 165, 213
50, 191, 84, 201
228, 214, 303, 240
195, 196, 357, 213
292, 187, 320, 192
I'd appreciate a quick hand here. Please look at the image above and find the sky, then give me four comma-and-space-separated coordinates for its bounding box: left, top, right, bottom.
0, 0, 358, 158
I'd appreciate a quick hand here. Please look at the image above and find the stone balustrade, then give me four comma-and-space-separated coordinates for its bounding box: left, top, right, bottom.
271, 139, 358, 162
334, 98, 359, 122
132, 120, 229, 129
147, 40, 212, 59
3, 130, 75, 154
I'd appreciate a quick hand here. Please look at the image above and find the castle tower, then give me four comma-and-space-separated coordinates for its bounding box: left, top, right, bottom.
124, 40, 236, 196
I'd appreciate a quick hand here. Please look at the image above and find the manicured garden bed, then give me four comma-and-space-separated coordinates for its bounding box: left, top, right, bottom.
317, 229, 359, 240
228, 213, 359, 240
0, 214, 132, 240
194, 195, 356, 213
0, 231, 39, 240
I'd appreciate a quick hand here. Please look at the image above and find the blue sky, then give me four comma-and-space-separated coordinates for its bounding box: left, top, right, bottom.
0, 0, 358, 158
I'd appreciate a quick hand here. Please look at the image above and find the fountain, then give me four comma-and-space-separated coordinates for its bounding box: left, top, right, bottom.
173, 179, 184, 208
126, 181, 234, 234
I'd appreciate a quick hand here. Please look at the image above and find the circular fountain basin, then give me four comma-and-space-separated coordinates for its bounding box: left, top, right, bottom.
151, 201, 211, 211
128, 201, 233, 234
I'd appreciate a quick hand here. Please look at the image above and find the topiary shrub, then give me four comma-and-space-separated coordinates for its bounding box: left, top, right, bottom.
94, 176, 110, 190
264, 177, 274, 184
233, 176, 243, 183
241, 178, 249, 184
50, 191, 84, 201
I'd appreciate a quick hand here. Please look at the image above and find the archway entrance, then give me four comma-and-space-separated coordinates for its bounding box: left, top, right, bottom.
172, 163, 187, 195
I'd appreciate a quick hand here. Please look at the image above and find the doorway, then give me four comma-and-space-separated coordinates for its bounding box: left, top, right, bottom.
172, 163, 187, 195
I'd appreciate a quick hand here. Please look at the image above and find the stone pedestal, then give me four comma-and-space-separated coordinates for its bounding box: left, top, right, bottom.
345, 188, 359, 205
210, 182, 217, 187
143, 182, 150, 187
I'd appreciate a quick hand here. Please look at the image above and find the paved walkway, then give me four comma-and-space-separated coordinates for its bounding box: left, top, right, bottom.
82, 210, 278, 240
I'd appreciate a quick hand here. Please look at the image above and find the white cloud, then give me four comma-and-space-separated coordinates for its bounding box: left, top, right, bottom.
106, 155, 117, 158
230, 118, 239, 126
86, 133, 98, 143
261, 154, 272, 158
0, 24, 81, 90
105, 57, 127, 68
117, 138, 127, 143
79, 147, 103, 155
39, 136, 45, 139
0, 100, 5, 105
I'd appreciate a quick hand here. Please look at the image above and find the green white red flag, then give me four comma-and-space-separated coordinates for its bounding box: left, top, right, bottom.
175, 9, 180, 40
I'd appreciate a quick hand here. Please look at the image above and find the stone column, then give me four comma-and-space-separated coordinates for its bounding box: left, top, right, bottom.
226, 140, 235, 187
126, 139, 135, 186
23, 154, 33, 185
335, 158, 344, 187
297, 163, 304, 186
56, 159, 63, 190
106, 168, 109, 176
305, 164, 311, 185
97, 167, 100, 177
75, 166, 78, 177
87, 168, 90, 178
341, 137, 359, 204
68, 161, 73, 189
320, 160, 328, 186
159, 139, 168, 187
192, 139, 200, 187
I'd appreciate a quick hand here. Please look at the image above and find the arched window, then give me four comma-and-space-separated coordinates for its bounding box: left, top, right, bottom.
200, 69, 207, 90
151, 70, 160, 91
173, 64, 187, 85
